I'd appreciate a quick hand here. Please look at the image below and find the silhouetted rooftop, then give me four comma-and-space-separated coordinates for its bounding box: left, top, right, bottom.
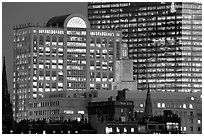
46, 14, 70, 27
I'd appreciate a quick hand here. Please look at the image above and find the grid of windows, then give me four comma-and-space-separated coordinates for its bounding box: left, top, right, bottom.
13, 15, 123, 122
89, 37, 115, 90
13, 30, 31, 121
33, 35, 64, 98
88, 2, 202, 93
67, 29, 87, 91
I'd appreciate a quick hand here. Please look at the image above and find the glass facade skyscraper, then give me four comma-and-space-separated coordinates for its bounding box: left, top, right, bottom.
88, 2, 202, 93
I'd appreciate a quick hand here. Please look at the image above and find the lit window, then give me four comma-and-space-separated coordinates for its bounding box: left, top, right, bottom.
124, 127, 127, 133
33, 88, 37, 92
183, 104, 187, 109
58, 71, 63, 75
58, 65, 63, 69
81, 61, 86, 64
140, 103, 144, 108
58, 83, 63, 87
52, 65, 57, 69
191, 97, 195, 101
45, 76, 50, 80
33, 94, 37, 98
77, 111, 84, 114
45, 88, 50, 92
39, 88, 43, 92
52, 77, 57, 81
58, 59, 63, 64
162, 103, 165, 108
131, 128, 134, 132
39, 65, 44, 69
183, 127, 186, 131
116, 127, 120, 133
102, 78, 107, 82
198, 119, 201, 124
58, 48, 63, 52
64, 110, 74, 114
52, 60, 57, 63
157, 103, 161, 108
90, 84, 95, 87
45, 47, 50, 52
52, 88, 56, 92
33, 76, 37, 80
77, 117, 81, 122
39, 76, 44, 80
105, 127, 112, 134
189, 104, 193, 109
33, 82, 37, 86
96, 78, 101, 82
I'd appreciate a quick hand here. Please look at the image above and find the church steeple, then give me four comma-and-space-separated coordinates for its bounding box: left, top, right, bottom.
144, 83, 153, 118
2, 56, 9, 115
2, 56, 8, 96
2, 56, 14, 131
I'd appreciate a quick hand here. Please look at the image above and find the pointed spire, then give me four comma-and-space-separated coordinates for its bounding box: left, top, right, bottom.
144, 83, 153, 118
2, 56, 8, 95
2, 56, 14, 128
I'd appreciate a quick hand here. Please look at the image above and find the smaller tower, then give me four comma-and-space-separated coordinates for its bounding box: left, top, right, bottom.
112, 43, 137, 91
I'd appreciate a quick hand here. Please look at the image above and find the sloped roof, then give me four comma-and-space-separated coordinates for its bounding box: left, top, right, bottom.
46, 14, 70, 27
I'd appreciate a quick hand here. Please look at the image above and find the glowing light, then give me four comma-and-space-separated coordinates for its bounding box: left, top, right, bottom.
170, 2, 176, 13
67, 17, 86, 28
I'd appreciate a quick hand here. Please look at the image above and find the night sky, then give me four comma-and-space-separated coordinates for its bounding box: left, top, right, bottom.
2, 2, 88, 94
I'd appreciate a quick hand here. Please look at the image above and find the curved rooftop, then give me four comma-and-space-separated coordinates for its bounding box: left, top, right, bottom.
46, 13, 90, 28
46, 14, 70, 27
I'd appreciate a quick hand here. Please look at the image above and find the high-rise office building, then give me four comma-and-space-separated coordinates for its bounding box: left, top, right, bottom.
88, 2, 202, 93
13, 13, 123, 122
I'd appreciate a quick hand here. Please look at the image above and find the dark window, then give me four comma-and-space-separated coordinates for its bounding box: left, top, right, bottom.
96, 38, 101, 44
46, 36, 50, 44
39, 36, 44, 45
52, 36, 57, 42
190, 127, 193, 131
90, 38, 95, 43
33, 36, 37, 45
59, 36, 63, 42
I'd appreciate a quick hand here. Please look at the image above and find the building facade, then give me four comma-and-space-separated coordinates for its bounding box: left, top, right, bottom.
137, 110, 181, 134
28, 91, 94, 122
88, 90, 138, 134
88, 2, 202, 93
94, 90, 202, 134
13, 13, 123, 122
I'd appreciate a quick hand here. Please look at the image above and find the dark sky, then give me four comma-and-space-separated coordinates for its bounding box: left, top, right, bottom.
2, 2, 88, 94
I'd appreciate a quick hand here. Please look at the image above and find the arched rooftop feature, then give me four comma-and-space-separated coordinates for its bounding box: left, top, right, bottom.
67, 17, 86, 28
64, 13, 90, 29
46, 14, 70, 27
46, 13, 90, 29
